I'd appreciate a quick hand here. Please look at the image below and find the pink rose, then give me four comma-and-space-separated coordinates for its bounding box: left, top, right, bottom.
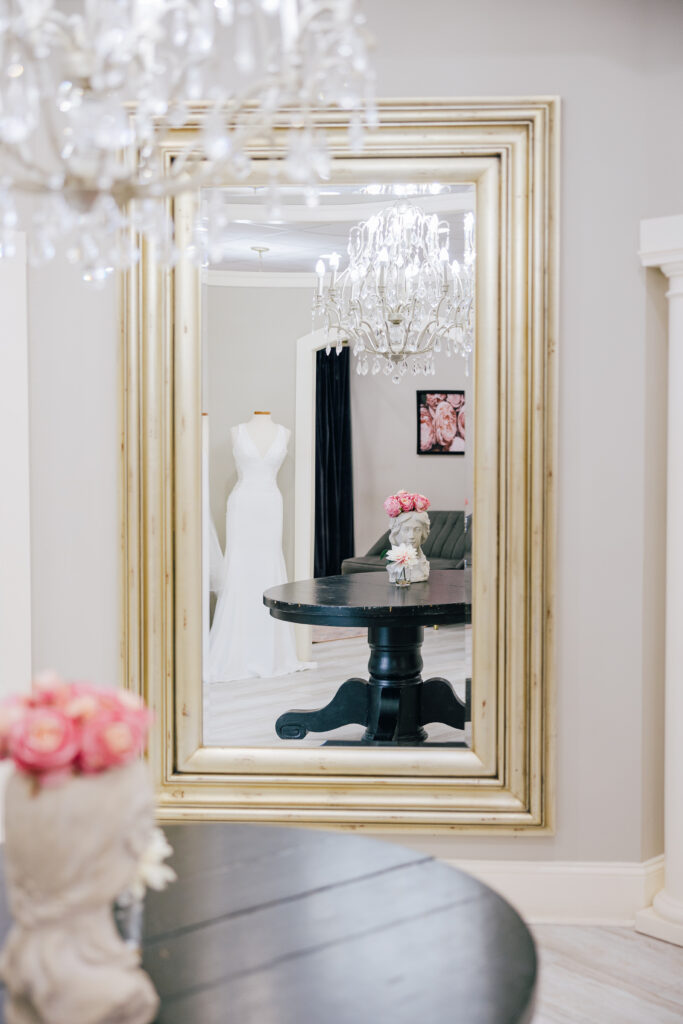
433, 400, 459, 448
419, 406, 435, 451
29, 669, 72, 708
447, 392, 465, 412
8, 707, 80, 782
384, 495, 402, 517
413, 493, 430, 512
0, 697, 29, 758
398, 492, 414, 512
425, 393, 446, 411
63, 692, 101, 722
79, 707, 151, 774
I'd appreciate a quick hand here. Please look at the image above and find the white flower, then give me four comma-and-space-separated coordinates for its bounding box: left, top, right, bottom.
129, 827, 177, 900
386, 543, 418, 567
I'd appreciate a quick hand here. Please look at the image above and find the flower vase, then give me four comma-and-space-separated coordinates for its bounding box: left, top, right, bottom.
395, 565, 410, 587
387, 561, 412, 586
0, 759, 160, 1024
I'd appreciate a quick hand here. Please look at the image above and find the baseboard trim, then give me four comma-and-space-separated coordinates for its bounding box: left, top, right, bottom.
446, 855, 665, 925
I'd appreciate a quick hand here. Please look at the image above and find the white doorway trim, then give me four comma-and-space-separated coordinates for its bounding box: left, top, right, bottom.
293, 328, 330, 660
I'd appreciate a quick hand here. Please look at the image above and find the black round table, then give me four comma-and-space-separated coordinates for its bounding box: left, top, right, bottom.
264, 570, 471, 745
0, 824, 537, 1024
141, 824, 536, 1023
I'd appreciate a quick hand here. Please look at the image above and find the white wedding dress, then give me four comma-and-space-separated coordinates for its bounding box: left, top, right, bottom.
207, 423, 311, 683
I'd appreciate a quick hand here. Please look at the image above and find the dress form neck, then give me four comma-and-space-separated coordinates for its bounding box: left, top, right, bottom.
244, 412, 279, 457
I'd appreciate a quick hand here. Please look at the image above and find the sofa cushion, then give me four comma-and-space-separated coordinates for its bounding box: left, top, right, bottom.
341, 510, 472, 576
341, 556, 387, 574
422, 510, 466, 561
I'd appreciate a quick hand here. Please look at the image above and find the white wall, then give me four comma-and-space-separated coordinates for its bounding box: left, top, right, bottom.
27, 262, 119, 684
0, 237, 31, 694
204, 282, 312, 577
361, 0, 679, 864
0, 237, 31, 835
23, 0, 683, 863
351, 363, 472, 555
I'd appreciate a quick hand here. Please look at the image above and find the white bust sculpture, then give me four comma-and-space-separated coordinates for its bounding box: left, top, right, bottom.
0, 761, 160, 1024
388, 510, 431, 582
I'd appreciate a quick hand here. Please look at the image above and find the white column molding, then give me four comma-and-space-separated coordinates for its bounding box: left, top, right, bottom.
636, 215, 683, 946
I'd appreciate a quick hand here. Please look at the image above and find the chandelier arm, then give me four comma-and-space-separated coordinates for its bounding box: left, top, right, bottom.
414, 317, 439, 353
402, 295, 420, 343
434, 292, 450, 323
326, 307, 343, 331
357, 323, 380, 354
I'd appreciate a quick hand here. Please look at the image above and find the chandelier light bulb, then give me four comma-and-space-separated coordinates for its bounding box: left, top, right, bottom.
313, 202, 476, 382
0, 0, 377, 284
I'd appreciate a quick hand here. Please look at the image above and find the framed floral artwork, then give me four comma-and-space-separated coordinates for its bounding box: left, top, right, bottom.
417, 391, 466, 454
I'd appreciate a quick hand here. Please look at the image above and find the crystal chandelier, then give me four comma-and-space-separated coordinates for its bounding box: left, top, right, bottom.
0, 0, 376, 282
313, 201, 475, 382
313, 203, 475, 382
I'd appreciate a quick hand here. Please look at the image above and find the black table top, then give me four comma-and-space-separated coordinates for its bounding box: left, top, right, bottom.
0, 823, 536, 1023
264, 569, 471, 627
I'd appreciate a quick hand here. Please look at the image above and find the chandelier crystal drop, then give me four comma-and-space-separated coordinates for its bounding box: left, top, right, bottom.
0, 0, 376, 283
313, 203, 475, 383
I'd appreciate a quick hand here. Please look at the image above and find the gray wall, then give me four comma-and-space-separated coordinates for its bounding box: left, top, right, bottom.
25, 0, 683, 862
204, 283, 311, 577
351, 363, 472, 556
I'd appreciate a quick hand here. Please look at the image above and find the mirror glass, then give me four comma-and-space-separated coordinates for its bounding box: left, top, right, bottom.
201, 181, 475, 749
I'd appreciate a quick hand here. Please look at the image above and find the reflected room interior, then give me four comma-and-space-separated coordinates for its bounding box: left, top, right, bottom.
201, 182, 475, 748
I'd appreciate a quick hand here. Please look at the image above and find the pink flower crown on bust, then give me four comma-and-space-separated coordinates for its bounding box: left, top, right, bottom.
383, 490, 431, 518
0, 672, 152, 788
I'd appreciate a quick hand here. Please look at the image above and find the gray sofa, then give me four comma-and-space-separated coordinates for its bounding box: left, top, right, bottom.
341, 510, 472, 575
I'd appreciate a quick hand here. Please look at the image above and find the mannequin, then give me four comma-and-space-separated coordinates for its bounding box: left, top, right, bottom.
231, 411, 289, 458
207, 410, 311, 683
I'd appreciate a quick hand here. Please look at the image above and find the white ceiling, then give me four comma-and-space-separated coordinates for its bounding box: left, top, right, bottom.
200, 183, 476, 274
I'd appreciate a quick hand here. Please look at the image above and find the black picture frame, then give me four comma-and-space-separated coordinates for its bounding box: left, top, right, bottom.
416, 390, 466, 455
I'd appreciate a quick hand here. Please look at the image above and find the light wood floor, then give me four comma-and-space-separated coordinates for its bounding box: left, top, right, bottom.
203, 623, 471, 747
532, 926, 683, 1023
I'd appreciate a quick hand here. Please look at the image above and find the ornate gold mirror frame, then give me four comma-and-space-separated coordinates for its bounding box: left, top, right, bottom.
121, 98, 558, 831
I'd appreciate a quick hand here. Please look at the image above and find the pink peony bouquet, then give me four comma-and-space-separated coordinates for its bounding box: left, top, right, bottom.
383, 490, 431, 517
0, 671, 152, 788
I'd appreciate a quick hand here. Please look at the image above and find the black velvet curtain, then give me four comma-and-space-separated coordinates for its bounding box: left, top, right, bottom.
314, 347, 354, 577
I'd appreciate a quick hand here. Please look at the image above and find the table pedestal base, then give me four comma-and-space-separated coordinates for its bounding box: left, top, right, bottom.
275, 625, 469, 744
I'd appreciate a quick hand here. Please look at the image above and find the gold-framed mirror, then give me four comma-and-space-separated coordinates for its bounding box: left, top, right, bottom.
121, 98, 558, 831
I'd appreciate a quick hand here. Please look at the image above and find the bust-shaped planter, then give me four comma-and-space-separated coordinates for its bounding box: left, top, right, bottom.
387, 510, 430, 583
0, 760, 160, 1024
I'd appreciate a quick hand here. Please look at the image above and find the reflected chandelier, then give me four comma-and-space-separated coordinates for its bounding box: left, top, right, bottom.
0, 0, 375, 282
313, 204, 475, 383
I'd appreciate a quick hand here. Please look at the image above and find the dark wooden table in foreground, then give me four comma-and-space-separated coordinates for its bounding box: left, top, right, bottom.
0, 823, 536, 1023
147, 824, 536, 1023
264, 569, 472, 745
